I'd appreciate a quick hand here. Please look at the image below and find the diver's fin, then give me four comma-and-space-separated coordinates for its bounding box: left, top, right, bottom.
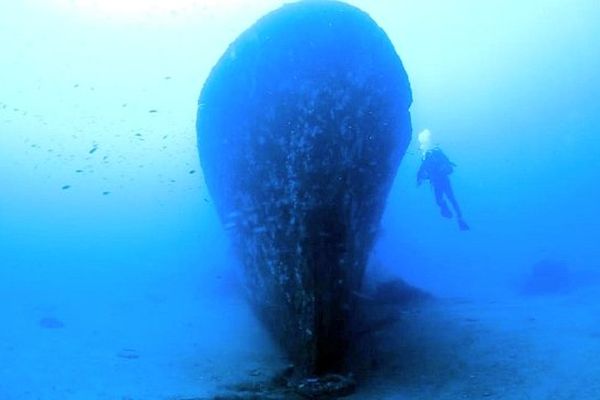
458, 218, 470, 231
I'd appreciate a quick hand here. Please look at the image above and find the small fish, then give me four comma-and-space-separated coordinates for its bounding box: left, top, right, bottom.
148, 109, 158, 113
102, 191, 110, 195
89, 146, 98, 154
39, 317, 64, 329
61, 185, 71, 190
117, 348, 139, 360
189, 169, 196, 174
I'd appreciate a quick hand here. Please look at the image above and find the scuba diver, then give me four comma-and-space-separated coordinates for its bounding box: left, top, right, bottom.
416, 129, 470, 231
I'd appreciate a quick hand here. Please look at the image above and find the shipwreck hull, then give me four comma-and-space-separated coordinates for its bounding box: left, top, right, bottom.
197, 1, 412, 375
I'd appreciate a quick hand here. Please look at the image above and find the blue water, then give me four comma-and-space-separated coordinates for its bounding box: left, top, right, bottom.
1, 1, 599, 399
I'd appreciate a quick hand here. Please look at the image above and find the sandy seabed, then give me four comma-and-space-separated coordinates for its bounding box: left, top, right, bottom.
3, 285, 600, 400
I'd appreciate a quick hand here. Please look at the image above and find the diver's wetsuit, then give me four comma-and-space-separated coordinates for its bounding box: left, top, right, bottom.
418, 147, 469, 230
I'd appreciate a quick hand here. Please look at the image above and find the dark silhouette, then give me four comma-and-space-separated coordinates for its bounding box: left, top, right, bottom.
520, 259, 572, 295
417, 147, 470, 230
197, 0, 412, 378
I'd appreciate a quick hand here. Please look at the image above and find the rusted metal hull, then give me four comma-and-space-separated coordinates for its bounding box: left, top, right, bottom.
197, 0, 412, 375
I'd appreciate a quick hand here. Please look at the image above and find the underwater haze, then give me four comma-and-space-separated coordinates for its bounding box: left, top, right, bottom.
1, 0, 600, 399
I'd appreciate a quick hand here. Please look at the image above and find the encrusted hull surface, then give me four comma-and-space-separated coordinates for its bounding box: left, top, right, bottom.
197, 0, 412, 375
